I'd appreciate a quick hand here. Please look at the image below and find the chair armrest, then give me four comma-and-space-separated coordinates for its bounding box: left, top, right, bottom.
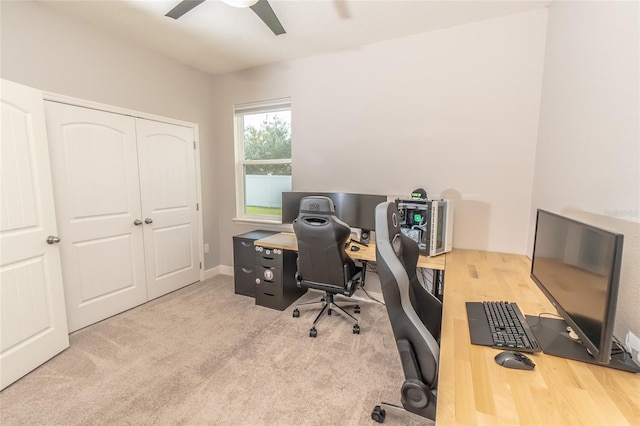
397, 338, 421, 381
397, 339, 432, 411
344, 266, 363, 295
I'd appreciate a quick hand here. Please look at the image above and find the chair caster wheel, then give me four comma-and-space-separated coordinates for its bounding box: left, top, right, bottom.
354, 305, 361, 314
328, 309, 332, 316
353, 324, 360, 334
309, 327, 318, 338
371, 405, 386, 423
293, 309, 300, 318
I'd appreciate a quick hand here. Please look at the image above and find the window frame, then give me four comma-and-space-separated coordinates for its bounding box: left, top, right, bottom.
233, 98, 292, 223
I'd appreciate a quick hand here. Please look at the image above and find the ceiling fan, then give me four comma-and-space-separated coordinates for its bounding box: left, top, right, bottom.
166, 0, 286, 36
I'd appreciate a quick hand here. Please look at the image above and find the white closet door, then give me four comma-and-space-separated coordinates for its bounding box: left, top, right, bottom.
0, 80, 69, 389
136, 119, 200, 300
45, 102, 147, 332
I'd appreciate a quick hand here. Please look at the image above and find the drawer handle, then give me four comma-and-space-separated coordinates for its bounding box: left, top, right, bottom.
241, 241, 252, 247
264, 293, 274, 297
262, 257, 274, 261
241, 267, 253, 273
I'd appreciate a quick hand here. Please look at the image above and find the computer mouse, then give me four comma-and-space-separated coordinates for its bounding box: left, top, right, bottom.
494, 351, 535, 370
350, 245, 360, 252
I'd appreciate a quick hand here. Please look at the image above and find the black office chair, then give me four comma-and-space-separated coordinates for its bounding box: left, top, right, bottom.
292, 196, 363, 338
371, 201, 440, 423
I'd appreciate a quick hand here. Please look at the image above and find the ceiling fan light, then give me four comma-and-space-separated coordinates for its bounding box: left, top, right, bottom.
221, 0, 259, 8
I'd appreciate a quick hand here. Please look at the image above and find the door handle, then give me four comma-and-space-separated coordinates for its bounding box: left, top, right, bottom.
46, 235, 61, 244
144, 218, 153, 224
134, 219, 143, 226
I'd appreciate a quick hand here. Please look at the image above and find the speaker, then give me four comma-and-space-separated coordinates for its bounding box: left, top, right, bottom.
360, 229, 371, 244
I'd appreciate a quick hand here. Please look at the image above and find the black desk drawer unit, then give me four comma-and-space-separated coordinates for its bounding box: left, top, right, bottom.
255, 245, 306, 311
233, 230, 278, 297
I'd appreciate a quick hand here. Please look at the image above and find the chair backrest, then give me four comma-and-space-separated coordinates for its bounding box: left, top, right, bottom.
396, 228, 442, 342
375, 201, 439, 417
294, 196, 356, 287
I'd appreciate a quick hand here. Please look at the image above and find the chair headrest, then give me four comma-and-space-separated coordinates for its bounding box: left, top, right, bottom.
299, 196, 335, 215
376, 201, 403, 257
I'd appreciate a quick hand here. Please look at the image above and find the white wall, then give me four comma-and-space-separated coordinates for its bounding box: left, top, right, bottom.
0, 1, 219, 269
212, 9, 549, 266
531, 1, 640, 361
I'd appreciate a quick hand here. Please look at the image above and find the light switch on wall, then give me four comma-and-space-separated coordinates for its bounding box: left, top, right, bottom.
204, 243, 209, 253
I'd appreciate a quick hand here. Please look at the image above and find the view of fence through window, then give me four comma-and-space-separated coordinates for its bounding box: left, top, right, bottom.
243, 110, 292, 217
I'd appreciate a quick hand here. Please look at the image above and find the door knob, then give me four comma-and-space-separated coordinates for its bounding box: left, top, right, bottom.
144, 218, 153, 224
134, 219, 143, 226
46, 235, 61, 244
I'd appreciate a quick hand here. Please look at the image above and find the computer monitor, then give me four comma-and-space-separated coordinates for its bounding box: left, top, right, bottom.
331, 193, 387, 232
529, 209, 638, 372
281, 192, 387, 232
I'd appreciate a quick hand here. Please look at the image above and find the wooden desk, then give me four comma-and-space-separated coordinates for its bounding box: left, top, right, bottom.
254, 232, 446, 271
437, 250, 640, 425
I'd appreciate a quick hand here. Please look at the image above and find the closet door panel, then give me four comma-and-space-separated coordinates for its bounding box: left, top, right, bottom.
136, 119, 200, 300
45, 102, 147, 332
0, 80, 69, 390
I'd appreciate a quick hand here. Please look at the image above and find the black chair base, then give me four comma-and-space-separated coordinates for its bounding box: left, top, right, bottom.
293, 292, 360, 337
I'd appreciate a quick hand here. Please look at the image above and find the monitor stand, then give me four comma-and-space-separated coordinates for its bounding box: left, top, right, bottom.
525, 315, 640, 373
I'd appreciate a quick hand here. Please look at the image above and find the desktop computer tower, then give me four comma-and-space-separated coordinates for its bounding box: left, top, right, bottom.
396, 199, 453, 256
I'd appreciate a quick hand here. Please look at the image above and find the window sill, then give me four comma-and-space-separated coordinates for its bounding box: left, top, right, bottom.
232, 217, 293, 231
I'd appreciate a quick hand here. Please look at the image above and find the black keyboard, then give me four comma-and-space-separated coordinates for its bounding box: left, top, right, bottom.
466, 301, 541, 353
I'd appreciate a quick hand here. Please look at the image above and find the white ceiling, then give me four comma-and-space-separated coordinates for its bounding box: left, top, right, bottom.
40, 0, 551, 76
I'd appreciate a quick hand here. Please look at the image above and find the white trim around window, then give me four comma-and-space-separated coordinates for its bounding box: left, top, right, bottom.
233, 97, 292, 223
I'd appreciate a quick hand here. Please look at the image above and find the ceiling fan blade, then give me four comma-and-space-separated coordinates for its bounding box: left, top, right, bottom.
250, 0, 286, 36
166, 0, 206, 19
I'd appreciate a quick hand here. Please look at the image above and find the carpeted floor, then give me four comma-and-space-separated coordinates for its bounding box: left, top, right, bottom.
0, 275, 427, 425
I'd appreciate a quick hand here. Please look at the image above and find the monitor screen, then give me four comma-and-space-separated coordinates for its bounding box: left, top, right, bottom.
281, 192, 387, 231
331, 193, 388, 231
530, 209, 624, 364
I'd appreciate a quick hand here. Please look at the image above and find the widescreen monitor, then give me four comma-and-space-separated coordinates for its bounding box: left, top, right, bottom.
281, 192, 387, 231
331, 193, 388, 231
529, 209, 638, 372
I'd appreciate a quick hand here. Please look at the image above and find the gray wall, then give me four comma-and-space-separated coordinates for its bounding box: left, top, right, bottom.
531, 1, 640, 361
0, 0, 220, 269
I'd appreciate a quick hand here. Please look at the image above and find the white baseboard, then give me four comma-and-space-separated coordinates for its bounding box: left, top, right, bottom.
204, 265, 233, 280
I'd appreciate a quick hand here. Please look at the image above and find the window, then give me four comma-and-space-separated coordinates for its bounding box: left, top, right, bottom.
234, 98, 291, 222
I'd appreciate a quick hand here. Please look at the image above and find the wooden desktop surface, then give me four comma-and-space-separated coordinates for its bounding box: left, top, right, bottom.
254, 232, 446, 271
438, 249, 640, 425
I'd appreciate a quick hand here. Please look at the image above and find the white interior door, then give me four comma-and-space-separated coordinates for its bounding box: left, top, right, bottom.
136, 119, 200, 299
0, 80, 69, 390
44, 102, 147, 332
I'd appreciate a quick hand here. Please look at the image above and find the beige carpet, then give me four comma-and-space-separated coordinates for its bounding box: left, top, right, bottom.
0, 275, 428, 425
